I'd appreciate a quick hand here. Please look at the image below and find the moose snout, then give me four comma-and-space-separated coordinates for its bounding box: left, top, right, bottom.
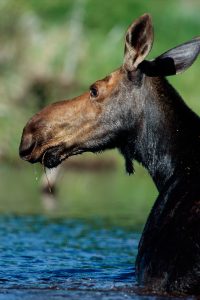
19, 133, 36, 161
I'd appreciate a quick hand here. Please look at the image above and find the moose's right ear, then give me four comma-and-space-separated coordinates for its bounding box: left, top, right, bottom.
123, 14, 154, 72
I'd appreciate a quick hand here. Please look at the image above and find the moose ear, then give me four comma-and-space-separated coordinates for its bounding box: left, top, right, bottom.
140, 37, 200, 76
123, 13, 154, 71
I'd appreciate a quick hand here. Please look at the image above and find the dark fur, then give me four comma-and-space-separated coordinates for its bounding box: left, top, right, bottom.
117, 73, 200, 295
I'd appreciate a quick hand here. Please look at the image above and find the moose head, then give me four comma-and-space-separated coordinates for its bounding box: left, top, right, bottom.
19, 14, 200, 181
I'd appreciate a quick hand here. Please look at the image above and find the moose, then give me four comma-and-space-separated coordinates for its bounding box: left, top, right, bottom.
19, 14, 200, 295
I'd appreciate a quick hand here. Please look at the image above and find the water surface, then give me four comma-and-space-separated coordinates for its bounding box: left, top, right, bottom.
0, 216, 183, 299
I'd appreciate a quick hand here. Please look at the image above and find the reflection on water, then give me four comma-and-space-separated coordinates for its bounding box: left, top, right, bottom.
0, 215, 137, 299
0, 216, 182, 300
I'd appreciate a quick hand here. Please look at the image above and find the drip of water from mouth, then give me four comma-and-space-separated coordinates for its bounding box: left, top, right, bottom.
43, 166, 52, 194
34, 165, 38, 182
42, 152, 52, 193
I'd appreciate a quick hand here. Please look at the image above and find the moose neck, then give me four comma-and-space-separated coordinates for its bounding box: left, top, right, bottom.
128, 76, 200, 192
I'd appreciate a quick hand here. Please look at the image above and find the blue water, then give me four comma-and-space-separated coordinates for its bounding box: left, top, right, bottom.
0, 216, 182, 299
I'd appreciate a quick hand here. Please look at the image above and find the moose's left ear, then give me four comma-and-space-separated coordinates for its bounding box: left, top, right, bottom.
123, 13, 154, 71
140, 37, 200, 76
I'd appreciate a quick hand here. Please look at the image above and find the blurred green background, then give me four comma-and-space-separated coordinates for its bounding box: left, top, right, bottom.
0, 0, 200, 230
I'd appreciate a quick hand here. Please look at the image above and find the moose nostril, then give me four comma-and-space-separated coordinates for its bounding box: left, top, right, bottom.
19, 134, 36, 159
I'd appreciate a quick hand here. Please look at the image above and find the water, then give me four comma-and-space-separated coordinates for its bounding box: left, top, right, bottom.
0, 216, 182, 300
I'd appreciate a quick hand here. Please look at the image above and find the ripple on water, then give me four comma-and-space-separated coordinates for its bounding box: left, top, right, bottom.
0, 216, 180, 300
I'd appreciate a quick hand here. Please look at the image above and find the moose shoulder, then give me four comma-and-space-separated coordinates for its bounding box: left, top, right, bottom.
19, 14, 200, 295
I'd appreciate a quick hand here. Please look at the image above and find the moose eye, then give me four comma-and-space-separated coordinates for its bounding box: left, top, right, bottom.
90, 86, 99, 98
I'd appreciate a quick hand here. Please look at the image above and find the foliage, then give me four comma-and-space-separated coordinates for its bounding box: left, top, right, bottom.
0, 0, 200, 226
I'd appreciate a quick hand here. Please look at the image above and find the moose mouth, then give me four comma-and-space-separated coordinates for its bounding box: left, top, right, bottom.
38, 145, 84, 169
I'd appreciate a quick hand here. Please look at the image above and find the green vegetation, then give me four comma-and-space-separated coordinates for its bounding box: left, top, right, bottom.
0, 0, 200, 229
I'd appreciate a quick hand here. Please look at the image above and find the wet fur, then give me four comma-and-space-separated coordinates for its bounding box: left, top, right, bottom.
124, 76, 200, 295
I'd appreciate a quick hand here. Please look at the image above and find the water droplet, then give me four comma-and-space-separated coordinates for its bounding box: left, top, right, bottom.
34, 165, 39, 182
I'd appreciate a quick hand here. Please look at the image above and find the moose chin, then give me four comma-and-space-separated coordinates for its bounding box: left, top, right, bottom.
19, 14, 200, 296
